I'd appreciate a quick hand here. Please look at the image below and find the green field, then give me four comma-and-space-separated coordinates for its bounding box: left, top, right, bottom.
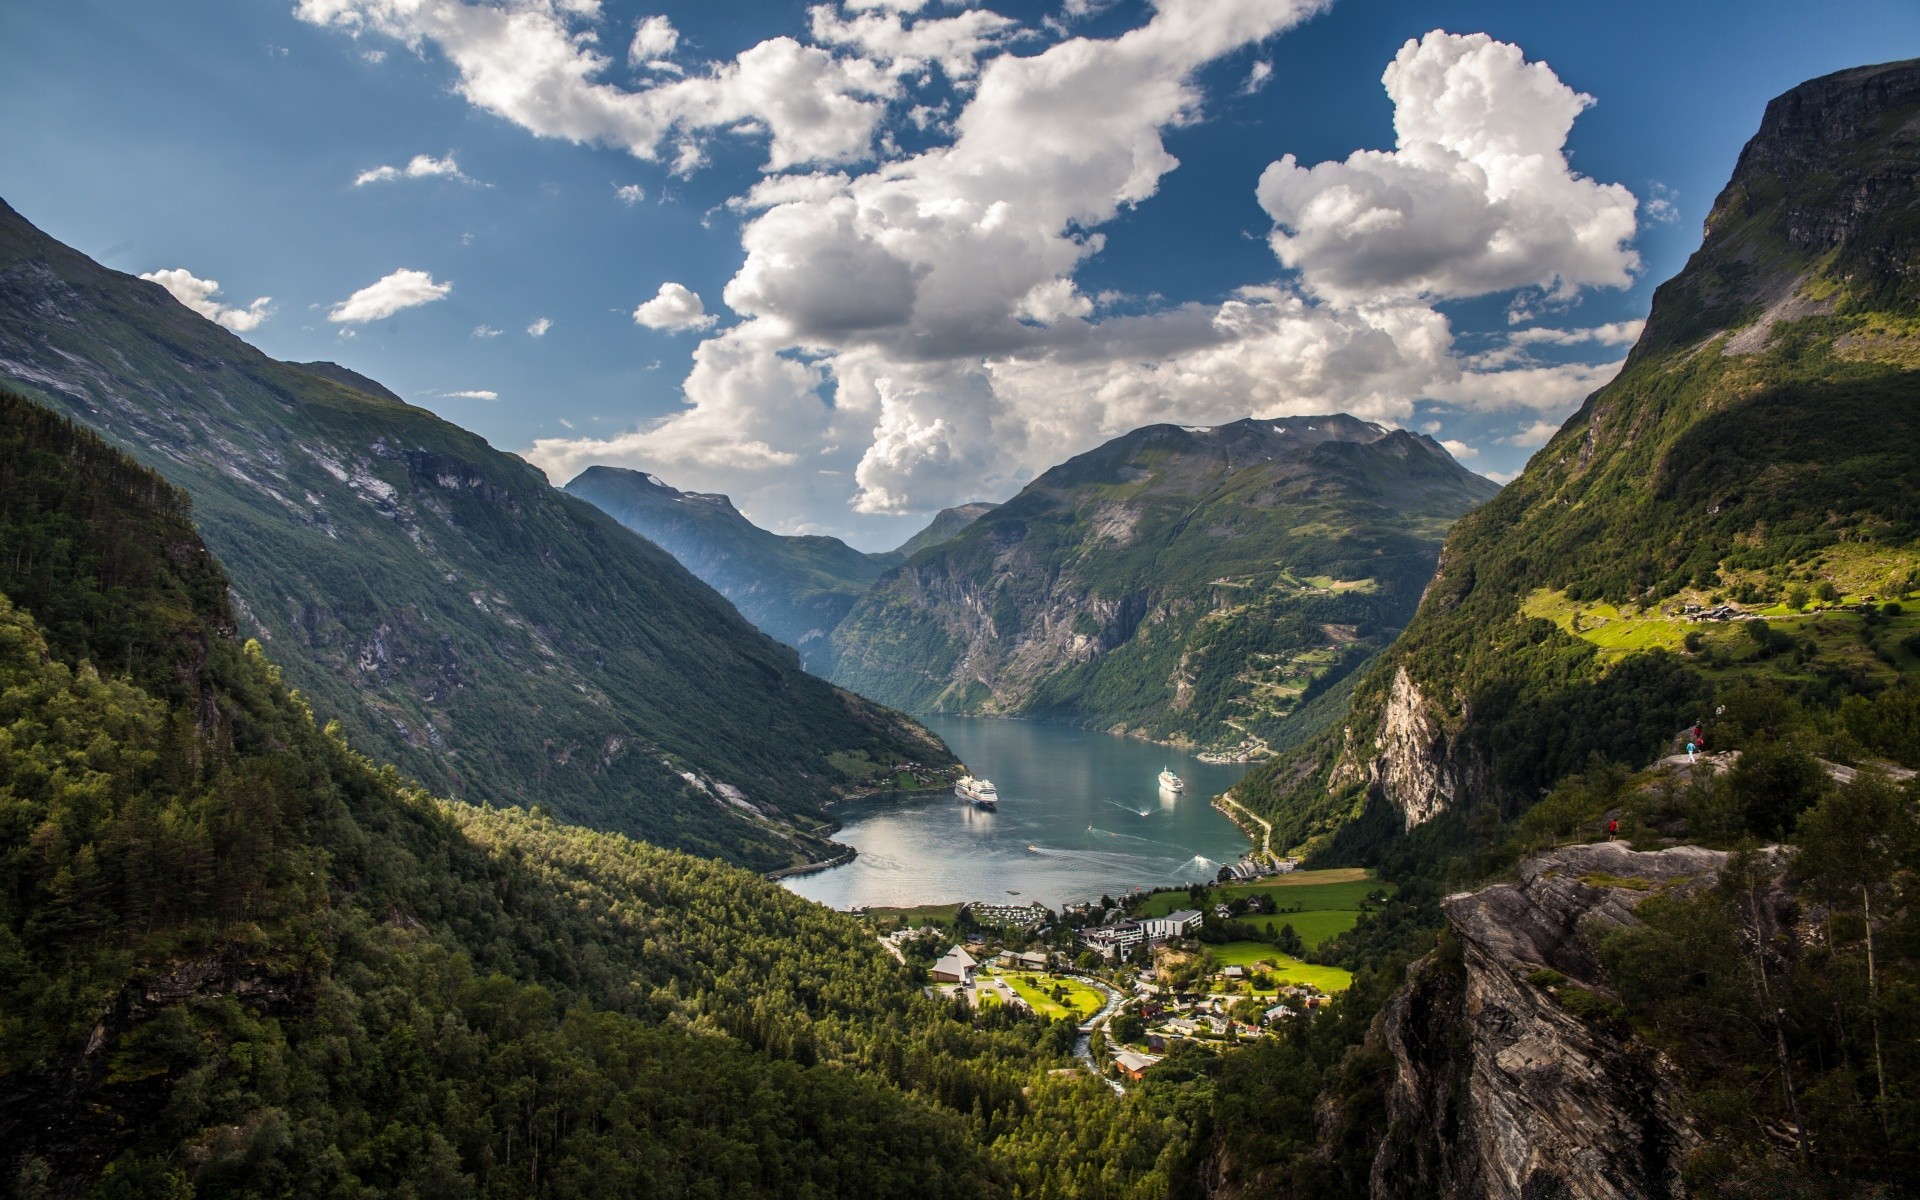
1237, 910, 1360, 949
1131, 869, 1390, 952
1206, 943, 1354, 993
989, 970, 1105, 1021
1133, 868, 1384, 918
1523, 586, 1920, 685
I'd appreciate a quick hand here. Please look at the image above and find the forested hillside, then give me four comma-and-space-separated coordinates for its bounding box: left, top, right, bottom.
0, 201, 954, 872
0, 391, 1231, 1198
830, 417, 1496, 756
564, 465, 894, 667
1236, 58, 1920, 856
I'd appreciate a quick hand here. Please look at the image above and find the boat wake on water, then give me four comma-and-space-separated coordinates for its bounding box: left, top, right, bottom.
1168, 854, 1219, 878
1088, 826, 1194, 855
1027, 844, 1155, 869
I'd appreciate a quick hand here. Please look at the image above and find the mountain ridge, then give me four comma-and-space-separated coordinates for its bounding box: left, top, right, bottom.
0, 196, 955, 872
563, 465, 896, 665
828, 413, 1499, 755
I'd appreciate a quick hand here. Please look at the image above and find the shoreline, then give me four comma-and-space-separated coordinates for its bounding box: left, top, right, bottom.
1212, 788, 1276, 862
766, 846, 858, 880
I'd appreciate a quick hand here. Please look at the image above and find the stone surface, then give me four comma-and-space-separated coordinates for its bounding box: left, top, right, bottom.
1371, 844, 1726, 1200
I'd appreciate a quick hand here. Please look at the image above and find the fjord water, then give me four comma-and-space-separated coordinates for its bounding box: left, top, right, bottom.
785, 715, 1252, 911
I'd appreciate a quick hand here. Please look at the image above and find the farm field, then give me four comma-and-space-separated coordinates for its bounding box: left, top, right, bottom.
1207, 943, 1354, 993
1238, 909, 1358, 949
1132, 868, 1385, 918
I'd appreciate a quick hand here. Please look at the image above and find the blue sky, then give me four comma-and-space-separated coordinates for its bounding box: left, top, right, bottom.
2, 0, 1913, 548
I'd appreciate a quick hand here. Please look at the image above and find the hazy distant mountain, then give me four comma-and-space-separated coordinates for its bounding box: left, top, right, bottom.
564, 466, 895, 667
0, 197, 953, 872
891, 502, 996, 560
829, 415, 1498, 756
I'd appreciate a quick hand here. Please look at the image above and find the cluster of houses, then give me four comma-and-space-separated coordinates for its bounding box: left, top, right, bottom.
1077, 908, 1203, 960
1126, 973, 1329, 1055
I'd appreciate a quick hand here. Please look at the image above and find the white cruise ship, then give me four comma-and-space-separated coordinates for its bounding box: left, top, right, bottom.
1157, 768, 1184, 793
955, 775, 999, 810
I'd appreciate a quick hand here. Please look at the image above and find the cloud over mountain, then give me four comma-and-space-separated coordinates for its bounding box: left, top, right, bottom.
138, 268, 274, 332
301, 1, 1642, 536
1258, 31, 1639, 306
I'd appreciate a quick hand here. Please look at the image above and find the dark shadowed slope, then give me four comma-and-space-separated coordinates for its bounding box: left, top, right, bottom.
565, 465, 893, 667
0, 199, 953, 872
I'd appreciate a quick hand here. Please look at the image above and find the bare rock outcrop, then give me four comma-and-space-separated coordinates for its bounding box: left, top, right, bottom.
1371, 844, 1728, 1200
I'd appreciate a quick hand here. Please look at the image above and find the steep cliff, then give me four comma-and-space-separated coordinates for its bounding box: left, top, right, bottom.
0, 199, 954, 872
1371, 843, 1723, 1200
1238, 58, 1920, 849
829, 416, 1496, 754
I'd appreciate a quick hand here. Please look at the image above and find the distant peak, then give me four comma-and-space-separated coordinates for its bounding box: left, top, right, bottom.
294, 361, 408, 406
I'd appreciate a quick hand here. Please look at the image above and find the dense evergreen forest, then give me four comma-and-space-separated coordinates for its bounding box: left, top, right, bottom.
0, 391, 1228, 1197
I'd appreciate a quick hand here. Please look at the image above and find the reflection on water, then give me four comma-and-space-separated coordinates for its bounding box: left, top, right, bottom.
783, 715, 1252, 911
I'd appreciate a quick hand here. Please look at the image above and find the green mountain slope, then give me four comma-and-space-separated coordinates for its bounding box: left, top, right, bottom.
564, 466, 892, 667
828, 416, 1498, 755
890, 502, 996, 560
0, 392, 1206, 1198
1237, 57, 1920, 855
0, 199, 954, 872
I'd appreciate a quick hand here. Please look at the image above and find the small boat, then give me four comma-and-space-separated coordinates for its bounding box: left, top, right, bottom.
1007, 889, 1020, 895
1158, 767, 1184, 793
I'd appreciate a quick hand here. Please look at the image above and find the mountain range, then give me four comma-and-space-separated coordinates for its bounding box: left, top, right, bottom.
0, 199, 954, 872
829, 416, 1498, 754
3, 50, 1918, 1200
561, 467, 993, 668
570, 417, 1495, 758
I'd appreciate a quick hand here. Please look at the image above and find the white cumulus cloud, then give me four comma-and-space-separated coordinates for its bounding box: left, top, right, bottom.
328, 268, 453, 323
298, 0, 899, 172
353, 7, 1641, 538
1257, 30, 1639, 305
628, 14, 678, 63
528, 317, 552, 337
633, 282, 717, 331
473, 324, 503, 338
442, 389, 499, 400
615, 182, 646, 205
138, 268, 274, 332
353, 152, 475, 186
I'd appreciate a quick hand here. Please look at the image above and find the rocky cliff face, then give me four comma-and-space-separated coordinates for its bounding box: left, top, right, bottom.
1371, 843, 1726, 1200
830, 416, 1496, 754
